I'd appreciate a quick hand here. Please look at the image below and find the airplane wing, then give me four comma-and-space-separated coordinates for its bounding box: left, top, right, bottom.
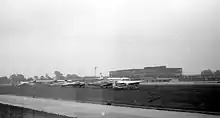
117, 80, 141, 85
62, 81, 77, 85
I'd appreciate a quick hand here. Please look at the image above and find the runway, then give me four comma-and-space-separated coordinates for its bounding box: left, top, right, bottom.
0, 95, 218, 118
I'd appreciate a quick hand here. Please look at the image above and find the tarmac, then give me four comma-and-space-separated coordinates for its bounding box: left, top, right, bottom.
0, 95, 219, 118
140, 82, 220, 85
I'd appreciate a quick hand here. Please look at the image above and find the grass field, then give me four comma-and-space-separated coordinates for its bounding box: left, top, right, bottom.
0, 84, 219, 113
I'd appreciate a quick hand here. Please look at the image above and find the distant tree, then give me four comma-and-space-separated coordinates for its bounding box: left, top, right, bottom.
214, 70, 220, 76
54, 71, 65, 80
45, 74, 52, 79
66, 74, 71, 79
34, 76, 39, 80
40, 76, 46, 80
201, 69, 214, 76
0, 76, 9, 84
27, 77, 34, 81
66, 74, 81, 80
10, 74, 17, 80
10, 74, 26, 84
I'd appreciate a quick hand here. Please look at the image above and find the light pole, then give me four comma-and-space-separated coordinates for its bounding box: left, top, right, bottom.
94, 66, 97, 77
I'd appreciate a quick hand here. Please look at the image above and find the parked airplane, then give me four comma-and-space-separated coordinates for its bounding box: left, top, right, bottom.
87, 73, 142, 89
48, 81, 64, 86
116, 80, 142, 85
87, 80, 113, 88
106, 77, 130, 82
113, 80, 141, 90
98, 74, 142, 89
61, 81, 85, 88
106, 77, 142, 84
17, 81, 35, 86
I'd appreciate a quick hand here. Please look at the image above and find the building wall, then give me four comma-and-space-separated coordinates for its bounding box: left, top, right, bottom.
109, 66, 182, 79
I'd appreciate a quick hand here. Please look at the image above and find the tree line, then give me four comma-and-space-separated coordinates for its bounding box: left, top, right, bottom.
0, 71, 82, 84
201, 69, 220, 76
1, 69, 220, 84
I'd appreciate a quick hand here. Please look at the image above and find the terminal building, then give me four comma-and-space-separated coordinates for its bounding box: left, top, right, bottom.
109, 66, 182, 80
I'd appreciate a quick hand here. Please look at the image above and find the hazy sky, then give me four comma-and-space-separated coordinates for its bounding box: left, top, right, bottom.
0, 0, 219, 77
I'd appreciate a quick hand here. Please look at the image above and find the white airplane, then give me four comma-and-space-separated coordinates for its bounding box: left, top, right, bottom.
105, 77, 142, 84
87, 80, 113, 88
113, 79, 143, 89
98, 74, 142, 89
61, 81, 85, 87
17, 81, 35, 86
17, 81, 29, 86
116, 80, 142, 85
106, 77, 130, 81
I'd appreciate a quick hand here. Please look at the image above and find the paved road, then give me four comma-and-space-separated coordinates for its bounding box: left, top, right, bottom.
0, 95, 218, 118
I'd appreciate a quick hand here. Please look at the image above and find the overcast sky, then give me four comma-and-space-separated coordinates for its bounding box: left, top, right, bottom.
0, 0, 219, 77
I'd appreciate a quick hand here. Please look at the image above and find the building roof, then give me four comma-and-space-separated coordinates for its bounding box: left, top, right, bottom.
107, 77, 130, 80
110, 69, 142, 72
144, 66, 167, 69
110, 66, 182, 73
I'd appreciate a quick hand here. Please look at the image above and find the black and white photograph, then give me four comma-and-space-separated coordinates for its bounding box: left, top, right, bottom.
0, 0, 219, 118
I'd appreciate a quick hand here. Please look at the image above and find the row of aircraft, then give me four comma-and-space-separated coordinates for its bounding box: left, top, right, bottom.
97, 77, 143, 89
48, 76, 143, 89
17, 76, 143, 90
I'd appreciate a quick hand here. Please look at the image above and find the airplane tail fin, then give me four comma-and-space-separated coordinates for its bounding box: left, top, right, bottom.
98, 73, 108, 80
98, 73, 104, 80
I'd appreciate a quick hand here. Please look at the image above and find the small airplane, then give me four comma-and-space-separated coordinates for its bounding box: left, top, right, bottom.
116, 80, 142, 85
97, 73, 142, 89
48, 79, 71, 86
48, 82, 64, 86
88, 80, 113, 88
17, 81, 35, 86
112, 80, 141, 90
61, 81, 85, 88
106, 77, 130, 82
